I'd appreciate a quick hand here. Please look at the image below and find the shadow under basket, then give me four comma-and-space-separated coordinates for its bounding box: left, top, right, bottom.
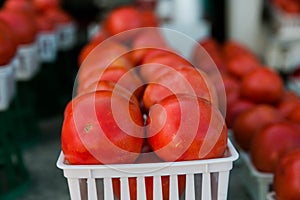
57, 140, 239, 200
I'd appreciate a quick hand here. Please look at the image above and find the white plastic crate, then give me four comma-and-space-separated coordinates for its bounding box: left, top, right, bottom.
264, 39, 300, 73
57, 140, 238, 200
239, 151, 273, 200
269, 3, 300, 42
267, 192, 276, 200
0, 63, 16, 111
56, 22, 77, 51
15, 42, 40, 81
37, 31, 57, 63
287, 75, 300, 96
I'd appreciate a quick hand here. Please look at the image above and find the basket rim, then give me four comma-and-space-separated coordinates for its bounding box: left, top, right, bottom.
56, 139, 239, 171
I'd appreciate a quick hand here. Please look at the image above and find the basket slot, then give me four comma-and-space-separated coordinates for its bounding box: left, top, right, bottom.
137, 176, 147, 199
153, 175, 163, 200
120, 177, 130, 199
185, 174, 195, 200
169, 175, 179, 200
217, 171, 229, 200
103, 177, 114, 200
202, 173, 212, 200
87, 178, 98, 199
67, 178, 82, 200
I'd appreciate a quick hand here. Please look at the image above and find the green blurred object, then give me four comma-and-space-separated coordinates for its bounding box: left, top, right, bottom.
0, 110, 30, 200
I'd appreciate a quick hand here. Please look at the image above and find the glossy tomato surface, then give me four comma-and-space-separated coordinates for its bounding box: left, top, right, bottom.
61, 91, 144, 164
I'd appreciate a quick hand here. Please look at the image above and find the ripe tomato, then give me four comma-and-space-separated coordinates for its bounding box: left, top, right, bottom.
79, 66, 144, 100
103, 6, 143, 36
274, 150, 300, 200
276, 91, 300, 117
32, 0, 60, 11
0, 10, 37, 45
130, 29, 167, 64
44, 7, 72, 25
35, 14, 55, 32
147, 94, 227, 161
226, 98, 255, 128
240, 67, 284, 104
0, 31, 17, 65
61, 90, 144, 164
225, 54, 261, 79
232, 104, 283, 151
143, 66, 218, 110
288, 104, 300, 124
250, 121, 300, 172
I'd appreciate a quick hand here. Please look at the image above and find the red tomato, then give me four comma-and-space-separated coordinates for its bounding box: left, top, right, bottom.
274, 150, 300, 200
35, 14, 55, 32
276, 91, 300, 117
79, 66, 144, 100
250, 121, 300, 172
240, 67, 284, 104
140, 9, 159, 27
139, 52, 191, 82
225, 54, 261, 79
142, 66, 218, 110
0, 31, 17, 65
61, 91, 144, 164
3, 0, 36, 15
103, 6, 143, 36
223, 40, 258, 60
44, 7, 72, 25
32, 0, 61, 12
147, 94, 228, 161
130, 29, 168, 64
226, 98, 255, 128
232, 104, 283, 151
0, 10, 37, 45
288, 104, 300, 124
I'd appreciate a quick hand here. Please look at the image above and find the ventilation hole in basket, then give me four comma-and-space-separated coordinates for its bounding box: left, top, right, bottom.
79, 178, 88, 200
211, 172, 219, 200
96, 178, 104, 200
268, 183, 274, 193
194, 173, 202, 200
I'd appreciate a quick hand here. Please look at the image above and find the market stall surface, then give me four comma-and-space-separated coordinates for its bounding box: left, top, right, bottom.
15, 115, 251, 200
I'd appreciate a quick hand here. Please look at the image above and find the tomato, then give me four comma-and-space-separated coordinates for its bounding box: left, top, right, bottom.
79, 66, 144, 100
274, 150, 300, 200
223, 40, 258, 60
142, 66, 218, 110
0, 20, 18, 65
193, 37, 227, 73
103, 6, 143, 37
276, 91, 300, 117
35, 14, 55, 32
61, 90, 144, 164
44, 7, 72, 25
139, 52, 191, 82
288, 104, 300, 124
130, 29, 167, 64
147, 94, 227, 161
140, 9, 159, 27
250, 121, 300, 173
232, 104, 283, 151
32, 0, 61, 12
225, 54, 261, 79
226, 98, 255, 128
240, 67, 284, 104
3, 0, 36, 16
0, 31, 17, 66
0, 10, 37, 45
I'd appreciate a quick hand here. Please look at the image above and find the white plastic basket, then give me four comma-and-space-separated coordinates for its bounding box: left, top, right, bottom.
15, 42, 40, 81
57, 140, 238, 200
239, 151, 273, 200
0, 63, 16, 111
267, 192, 276, 200
287, 75, 300, 96
37, 31, 57, 63
264, 39, 300, 73
56, 22, 77, 51
269, 4, 300, 42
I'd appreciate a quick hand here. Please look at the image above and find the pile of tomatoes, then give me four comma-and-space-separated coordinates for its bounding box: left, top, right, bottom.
195, 37, 300, 199
61, 6, 230, 199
